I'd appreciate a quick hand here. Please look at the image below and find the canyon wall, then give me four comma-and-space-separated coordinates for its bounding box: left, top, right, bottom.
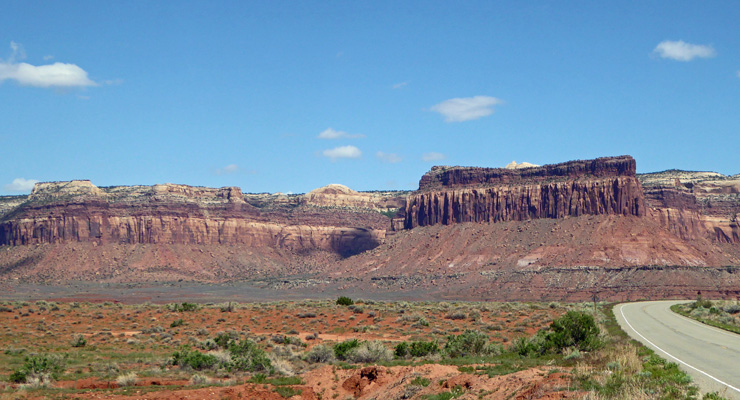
0, 181, 394, 258
639, 170, 740, 244
404, 156, 645, 229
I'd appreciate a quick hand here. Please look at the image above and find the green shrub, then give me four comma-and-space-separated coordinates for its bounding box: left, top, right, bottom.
172, 348, 218, 370
546, 311, 600, 352
228, 339, 272, 372
409, 340, 439, 357
214, 331, 238, 348
170, 319, 184, 328
336, 296, 354, 306
691, 295, 713, 309
9, 370, 28, 383
379, 209, 397, 219
513, 311, 601, 356
410, 376, 431, 387
511, 336, 538, 356
445, 330, 488, 358
71, 334, 87, 348
274, 387, 302, 398
248, 373, 268, 384
445, 311, 466, 320
305, 344, 335, 364
267, 376, 303, 386
10, 354, 66, 383
334, 339, 360, 360
394, 342, 409, 358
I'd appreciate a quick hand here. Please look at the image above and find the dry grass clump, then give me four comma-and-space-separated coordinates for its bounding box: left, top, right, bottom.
346, 341, 394, 363
602, 343, 642, 375
116, 372, 138, 387
189, 373, 211, 385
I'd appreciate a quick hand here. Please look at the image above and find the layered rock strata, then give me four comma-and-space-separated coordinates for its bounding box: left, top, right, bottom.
639, 170, 740, 244
404, 156, 645, 229
0, 181, 392, 258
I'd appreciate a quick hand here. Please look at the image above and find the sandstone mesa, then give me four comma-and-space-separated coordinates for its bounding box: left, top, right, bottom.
0, 155, 738, 300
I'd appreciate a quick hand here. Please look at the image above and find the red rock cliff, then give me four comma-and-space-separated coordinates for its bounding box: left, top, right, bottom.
639, 170, 740, 244
404, 156, 645, 229
0, 181, 391, 258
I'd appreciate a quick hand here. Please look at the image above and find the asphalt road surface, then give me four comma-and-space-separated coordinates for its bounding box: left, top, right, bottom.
615, 301, 740, 399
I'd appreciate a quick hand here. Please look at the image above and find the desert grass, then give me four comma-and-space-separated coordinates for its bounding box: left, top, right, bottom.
0, 300, 724, 399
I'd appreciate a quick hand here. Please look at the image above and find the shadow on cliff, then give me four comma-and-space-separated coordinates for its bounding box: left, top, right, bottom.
332, 228, 383, 258
0, 252, 43, 274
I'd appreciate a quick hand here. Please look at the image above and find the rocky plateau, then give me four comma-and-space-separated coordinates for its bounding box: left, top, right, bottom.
1, 155, 738, 301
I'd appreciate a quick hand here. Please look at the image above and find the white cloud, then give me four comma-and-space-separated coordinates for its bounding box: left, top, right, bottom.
422, 152, 446, 162
653, 40, 716, 62
216, 164, 240, 175
322, 145, 362, 160
392, 82, 408, 89
9, 41, 25, 61
4, 178, 39, 192
0, 42, 97, 88
430, 96, 503, 122
317, 128, 365, 139
376, 151, 402, 163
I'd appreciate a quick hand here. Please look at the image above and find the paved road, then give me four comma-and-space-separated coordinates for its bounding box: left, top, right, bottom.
615, 301, 740, 399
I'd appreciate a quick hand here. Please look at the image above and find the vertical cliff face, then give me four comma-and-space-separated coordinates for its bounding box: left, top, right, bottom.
0, 181, 390, 258
404, 156, 645, 229
639, 171, 740, 244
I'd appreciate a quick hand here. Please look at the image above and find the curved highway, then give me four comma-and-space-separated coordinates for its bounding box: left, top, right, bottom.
615, 301, 740, 399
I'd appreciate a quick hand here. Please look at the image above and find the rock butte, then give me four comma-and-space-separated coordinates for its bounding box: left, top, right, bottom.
0, 155, 738, 300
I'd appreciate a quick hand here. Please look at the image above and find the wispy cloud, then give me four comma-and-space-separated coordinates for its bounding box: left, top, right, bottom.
653, 40, 716, 62
376, 151, 402, 163
0, 42, 97, 88
430, 96, 503, 122
4, 178, 39, 192
422, 152, 446, 162
322, 145, 362, 160
317, 128, 365, 140
392, 82, 408, 89
216, 164, 240, 175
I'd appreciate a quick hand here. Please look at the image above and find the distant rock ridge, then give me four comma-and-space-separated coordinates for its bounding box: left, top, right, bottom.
0, 155, 738, 295
0, 180, 397, 257
404, 156, 645, 229
301, 184, 405, 211
639, 170, 740, 244
418, 156, 637, 190
504, 161, 539, 170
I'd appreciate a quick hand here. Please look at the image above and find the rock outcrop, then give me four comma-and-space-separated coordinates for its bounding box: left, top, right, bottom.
0, 180, 392, 258
2, 156, 739, 300
404, 156, 645, 229
300, 184, 405, 211
639, 170, 740, 244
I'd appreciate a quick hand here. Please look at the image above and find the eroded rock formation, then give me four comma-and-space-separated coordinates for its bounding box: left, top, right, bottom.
640, 170, 740, 244
0, 181, 392, 258
1, 155, 739, 300
404, 156, 645, 229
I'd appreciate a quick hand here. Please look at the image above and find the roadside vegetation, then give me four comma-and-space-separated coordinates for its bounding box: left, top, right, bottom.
0, 298, 729, 399
671, 297, 740, 335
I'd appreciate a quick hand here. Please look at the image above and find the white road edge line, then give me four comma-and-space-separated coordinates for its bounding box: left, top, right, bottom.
618, 303, 740, 395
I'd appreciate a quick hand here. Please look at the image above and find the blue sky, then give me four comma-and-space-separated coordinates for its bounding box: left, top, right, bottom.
1, 1, 738, 195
